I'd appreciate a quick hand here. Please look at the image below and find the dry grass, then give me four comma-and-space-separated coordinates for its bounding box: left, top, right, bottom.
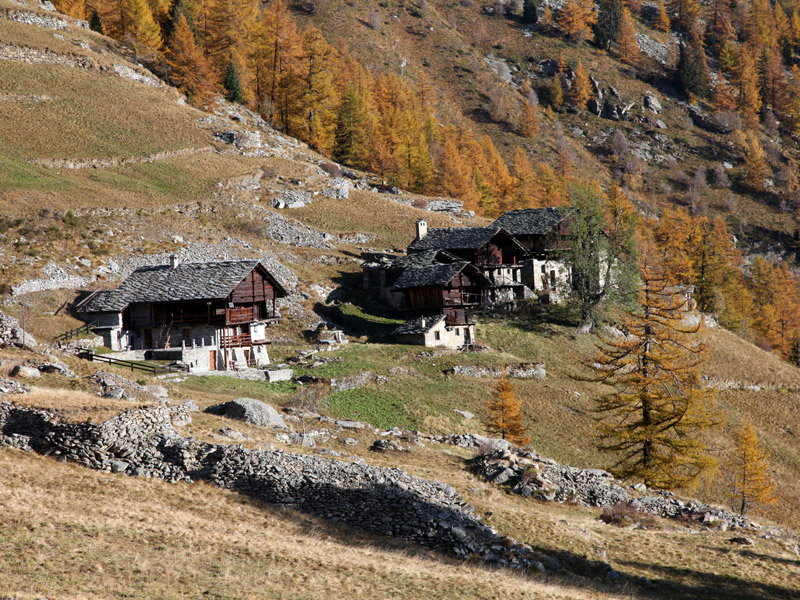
0, 450, 624, 600
9, 386, 156, 422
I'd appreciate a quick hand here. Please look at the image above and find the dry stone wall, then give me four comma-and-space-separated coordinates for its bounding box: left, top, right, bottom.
0, 402, 559, 572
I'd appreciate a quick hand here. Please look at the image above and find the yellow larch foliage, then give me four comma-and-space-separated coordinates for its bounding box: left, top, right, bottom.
519, 99, 539, 137
165, 13, 215, 104
570, 61, 592, 109
616, 8, 640, 63
485, 375, 530, 446
729, 419, 778, 515
556, 0, 597, 41
654, 0, 670, 31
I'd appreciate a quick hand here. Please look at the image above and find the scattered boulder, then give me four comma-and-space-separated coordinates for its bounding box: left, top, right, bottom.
219, 427, 252, 441
687, 105, 733, 134
336, 419, 366, 429
447, 363, 545, 380
453, 409, 475, 420
322, 178, 351, 199
147, 384, 169, 399
10, 365, 41, 379
205, 398, 288, 430
341, 437, 359, 446
371, 439, 406, 452
38, 360, 77, 378
643, 93, 662, 114
266, 369, 293, 383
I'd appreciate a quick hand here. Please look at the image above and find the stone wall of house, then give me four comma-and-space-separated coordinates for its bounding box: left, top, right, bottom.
0, 402, 557, 572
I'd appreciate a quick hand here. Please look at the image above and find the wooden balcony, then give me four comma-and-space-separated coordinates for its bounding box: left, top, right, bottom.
220, 332, 270, 348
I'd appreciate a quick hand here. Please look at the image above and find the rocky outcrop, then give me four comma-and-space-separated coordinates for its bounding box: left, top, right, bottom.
0, 377, 29, 395
471, 446, 755, 531
446, 363, 545, 379
0, 402, 559, 572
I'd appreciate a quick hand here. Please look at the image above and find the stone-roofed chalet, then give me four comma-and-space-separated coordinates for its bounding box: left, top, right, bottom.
361, 249, 462, 308
407, 220, 530, 304
391, 314, 471, 349
491, 207, 575, 300
390, 261, 488, 343
77, 257, 287, 371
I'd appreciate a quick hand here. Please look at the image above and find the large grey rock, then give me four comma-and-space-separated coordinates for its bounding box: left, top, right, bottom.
643, 93, 662, 114
266, 369, 293, 383
10, 365, 41, 379
38, 361, 77, 378
205, 398, 288, 430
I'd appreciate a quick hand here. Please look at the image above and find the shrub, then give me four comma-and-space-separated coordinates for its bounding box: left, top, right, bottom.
63, 210, 78, 227
321, 161, 343, 177
599, 501, 659, 528
611, 131, 628, 158
711, 164, 731, 188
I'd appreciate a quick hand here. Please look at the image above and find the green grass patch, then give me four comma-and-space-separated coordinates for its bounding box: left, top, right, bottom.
326, 387, 413, 429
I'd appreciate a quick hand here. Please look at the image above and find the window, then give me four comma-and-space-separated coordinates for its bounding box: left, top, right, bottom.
434, 331, 441, 341
455, 328, 460, 335
550, 270, 556, 288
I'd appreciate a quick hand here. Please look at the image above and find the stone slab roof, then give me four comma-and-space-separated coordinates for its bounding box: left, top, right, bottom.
388, 249, 461, 269
490, 207, 574, 237
79, 259, 287, 313
391, 262, 471, 291
392, 314, 446, 336
407, 227, 503, 252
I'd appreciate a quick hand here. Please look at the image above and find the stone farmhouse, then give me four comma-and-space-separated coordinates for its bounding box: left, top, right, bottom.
491, 206, 574, 302
362, 207, 575, 349
77, 257, 287, 371
389, 261, 490, 348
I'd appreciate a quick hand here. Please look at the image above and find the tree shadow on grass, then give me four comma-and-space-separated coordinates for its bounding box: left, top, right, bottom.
615, 558, 800, 600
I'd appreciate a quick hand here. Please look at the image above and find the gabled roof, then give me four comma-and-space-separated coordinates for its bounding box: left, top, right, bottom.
388, 249, 461, 269
490, 207, 574, 237
390, 262, 491, 291
407, 227, 525, 253
79, 259, 288, 313
392, 314, 447, 336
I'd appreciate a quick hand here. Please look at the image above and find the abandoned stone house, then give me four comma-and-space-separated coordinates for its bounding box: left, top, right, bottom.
77, 257, 287, 371
490, 206, 574, 301
389, 261, 490, 348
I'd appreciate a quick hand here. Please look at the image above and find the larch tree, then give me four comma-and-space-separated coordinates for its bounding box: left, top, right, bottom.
204, 0, 257, 104
436, 135, 475, 201
253, 0, 300, 125
586, 253, 720, 489
165, 13, 215, 104
549, 74, 564, 109
510, 147, 545, 209
616, 7, 640, 63
711, 71, 737, 112
485, 374, 530, 446
736, 48, 762, 128
121, 0, 162, 54
728, 419, 778, 515
654, 0, 670, 32
519, 98, 539, 137
737, 130, 770, 190
557, 0, 597, 41
570, 61, 592, 109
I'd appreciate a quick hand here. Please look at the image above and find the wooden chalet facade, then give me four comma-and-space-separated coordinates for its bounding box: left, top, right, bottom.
389, 262, 490, 347
78, 257, 287, 371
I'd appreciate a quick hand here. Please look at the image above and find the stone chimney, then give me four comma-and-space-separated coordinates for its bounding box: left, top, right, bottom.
169, 254, 179, 269
415, 219, 428, 241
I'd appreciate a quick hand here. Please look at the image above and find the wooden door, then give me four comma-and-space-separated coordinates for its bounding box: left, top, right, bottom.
209, 350, 217, 370
144, 328, 153, 348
